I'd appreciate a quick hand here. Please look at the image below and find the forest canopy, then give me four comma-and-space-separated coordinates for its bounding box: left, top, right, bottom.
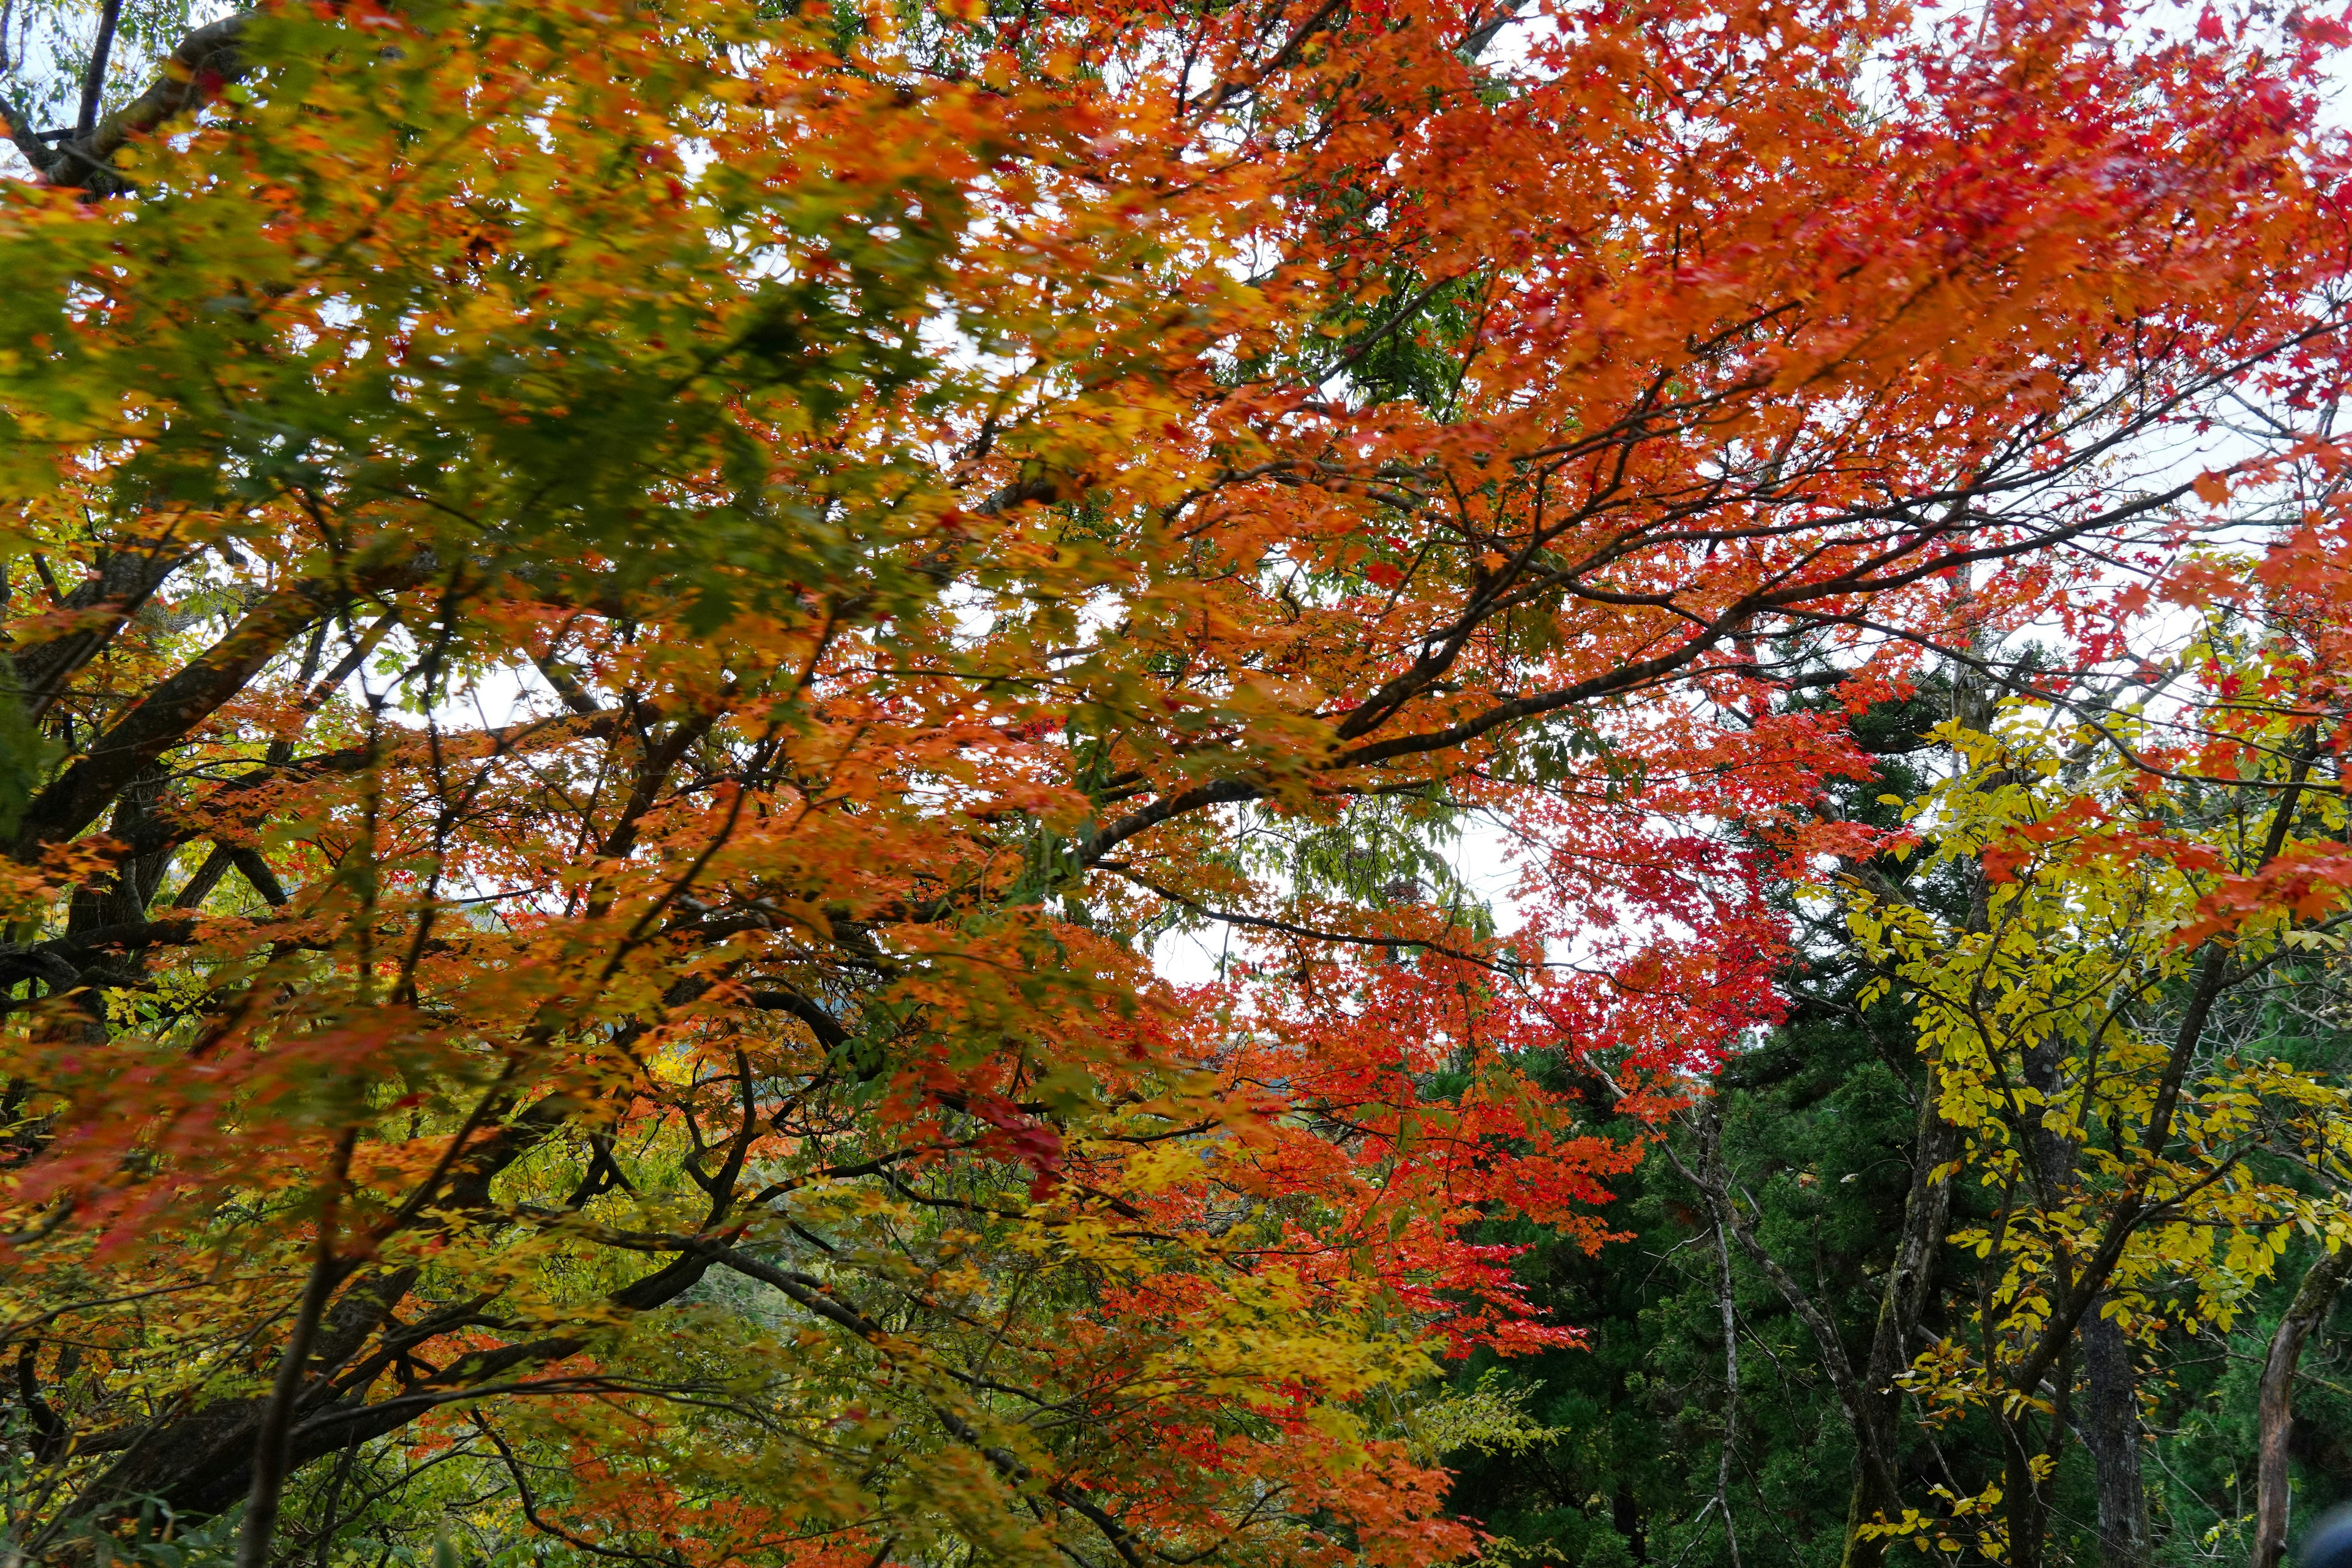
0, 0, 2348, 1565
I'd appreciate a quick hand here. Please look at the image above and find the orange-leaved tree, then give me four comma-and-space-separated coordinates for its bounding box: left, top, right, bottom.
0, 0, 2344, 1561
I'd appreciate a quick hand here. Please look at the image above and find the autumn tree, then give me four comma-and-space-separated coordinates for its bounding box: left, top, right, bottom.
0, 0, 2345, 1562
1831, 675, 2352, 1568
1472, 554, 2352, 1568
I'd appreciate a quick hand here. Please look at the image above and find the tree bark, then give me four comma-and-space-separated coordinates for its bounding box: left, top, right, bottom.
1, 11, 247, 192
2255, 1242, 2352, 1568
236, 1240, 349, 1568
2079, 1303, 2149, 1568
1836, 1073, 1959, 1568
1710, 1167, 1743, 1568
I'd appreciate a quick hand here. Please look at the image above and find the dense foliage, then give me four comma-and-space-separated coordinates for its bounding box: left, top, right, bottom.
0, 0, 2347, 1564
1455, 667, 2352, 1568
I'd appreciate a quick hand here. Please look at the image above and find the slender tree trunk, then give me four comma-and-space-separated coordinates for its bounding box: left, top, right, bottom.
236, 1128, 356, 1568
1838, 1076, 1959, 1568
2002, 1419, 2048, 1568
235, 1245, 345, 1568
70, 0, 123, 140
2013, 1036, 2145, 1568
1667, 1105, 1902, 1567
1713, 1216, 1743, 1568
2256, 1243, 2352, 1568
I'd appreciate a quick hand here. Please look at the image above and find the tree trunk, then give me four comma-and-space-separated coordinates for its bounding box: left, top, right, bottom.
2002, 1418, 2048, 1568
1667, 1110, 1907, 1568
2079, 1303, 2149, 1568
1838, 1476, 1895, 1568
2255, 1243, 2352, 1568
1838, 1075, 1959, 1568
1712, 1214, 1743, 1568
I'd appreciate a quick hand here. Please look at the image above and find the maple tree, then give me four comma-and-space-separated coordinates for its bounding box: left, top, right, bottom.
1491, 550, 2352, 1568
0, 0, 2347, 1562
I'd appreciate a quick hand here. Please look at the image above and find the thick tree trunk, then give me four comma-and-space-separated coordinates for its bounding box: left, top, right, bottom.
2256, 1243, 2352, 1568
1838, 1476, 1897, 1568
2079, 1304, 2149, 1568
